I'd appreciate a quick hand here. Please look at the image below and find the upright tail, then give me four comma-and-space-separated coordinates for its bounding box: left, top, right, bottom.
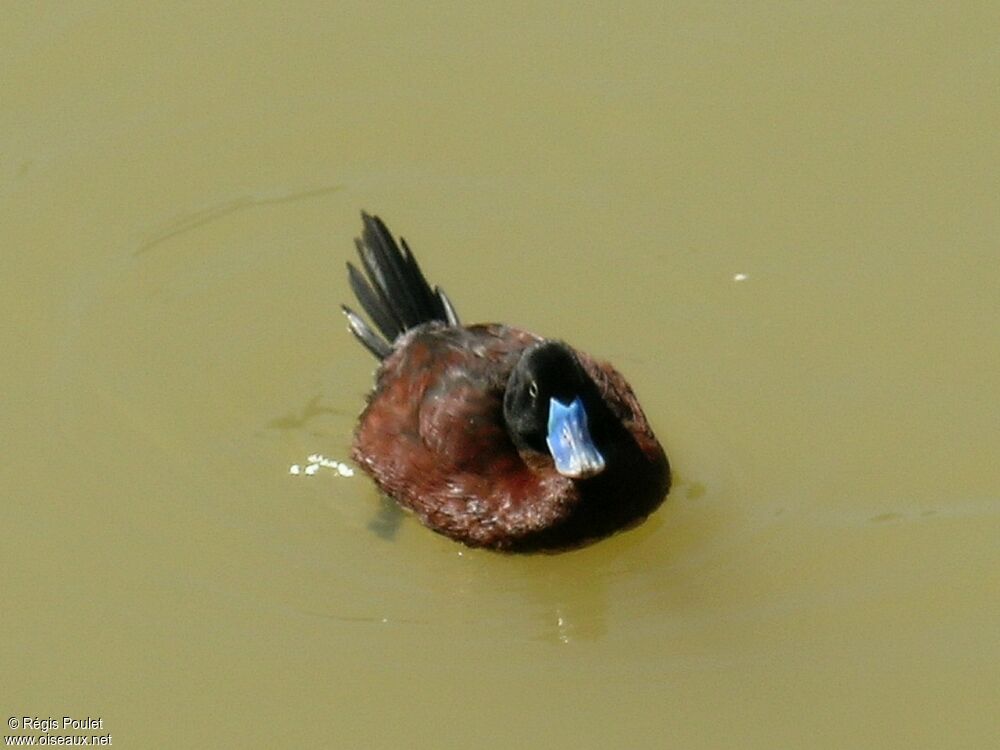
342, 212, 460, 359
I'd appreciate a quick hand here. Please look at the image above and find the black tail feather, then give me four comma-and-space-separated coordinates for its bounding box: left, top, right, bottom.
342, 212, 460, 359
436, 285, 460, 327
341, 305, 392, 359
347, 259, 400, 344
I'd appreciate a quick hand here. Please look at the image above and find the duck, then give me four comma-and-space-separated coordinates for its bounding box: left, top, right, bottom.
342, 212, 670, 551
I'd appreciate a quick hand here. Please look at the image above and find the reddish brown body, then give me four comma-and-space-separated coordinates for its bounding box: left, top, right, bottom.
351, 322, 670, 551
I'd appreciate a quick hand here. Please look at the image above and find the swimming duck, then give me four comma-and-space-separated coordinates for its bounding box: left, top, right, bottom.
343, 212, 670, 551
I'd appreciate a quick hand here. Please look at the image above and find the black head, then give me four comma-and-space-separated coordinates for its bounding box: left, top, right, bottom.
503, 341, 606, 479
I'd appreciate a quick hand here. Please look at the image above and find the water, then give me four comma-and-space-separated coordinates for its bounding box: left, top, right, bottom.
3, 3, 998, 747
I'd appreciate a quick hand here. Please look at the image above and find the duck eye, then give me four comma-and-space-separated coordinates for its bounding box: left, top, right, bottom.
528, 381, 539, 399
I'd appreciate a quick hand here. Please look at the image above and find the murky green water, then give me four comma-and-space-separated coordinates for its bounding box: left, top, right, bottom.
3, 3, 998, 747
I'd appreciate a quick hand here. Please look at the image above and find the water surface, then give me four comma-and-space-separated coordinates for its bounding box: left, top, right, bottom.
3, 3, 998, 747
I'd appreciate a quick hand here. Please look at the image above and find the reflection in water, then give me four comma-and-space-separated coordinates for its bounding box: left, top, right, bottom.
533, 586, 608, 645
367, 494, 405, 541
870, 511, 904, 523
512, 517, 668, 645
134, 183, 343, 256
268, 394, 350, 430
289, 453, 355, 477
685, 481, 707, 500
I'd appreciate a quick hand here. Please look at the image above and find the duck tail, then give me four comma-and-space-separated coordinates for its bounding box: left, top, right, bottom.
341, 211, 460, 359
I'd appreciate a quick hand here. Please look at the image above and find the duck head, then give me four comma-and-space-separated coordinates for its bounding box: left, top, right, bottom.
503, 341, 607, 479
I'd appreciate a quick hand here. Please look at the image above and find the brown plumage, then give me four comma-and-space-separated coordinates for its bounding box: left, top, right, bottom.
343, 214, 670, 551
